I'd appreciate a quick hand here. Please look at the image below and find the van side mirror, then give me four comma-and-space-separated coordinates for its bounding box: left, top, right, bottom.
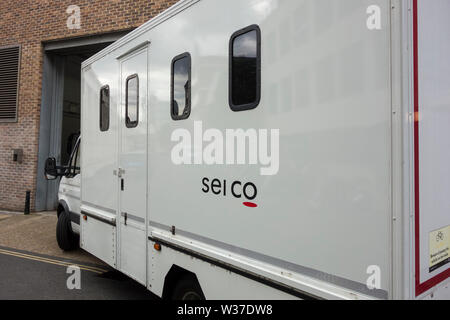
44, 157, 58, 181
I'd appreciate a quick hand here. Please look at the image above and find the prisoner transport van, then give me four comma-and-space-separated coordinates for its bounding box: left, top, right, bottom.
51, 0, 450, 300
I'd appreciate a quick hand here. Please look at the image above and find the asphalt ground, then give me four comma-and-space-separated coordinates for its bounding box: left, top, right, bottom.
0, 211, 157, 300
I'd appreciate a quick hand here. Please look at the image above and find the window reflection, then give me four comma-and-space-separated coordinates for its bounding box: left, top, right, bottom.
172, 54, 191, 119
126, 75, 139, 127
230, 26, 260, 109
100, 86, 109, 132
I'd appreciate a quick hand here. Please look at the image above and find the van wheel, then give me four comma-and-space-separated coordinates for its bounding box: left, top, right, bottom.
56, 211, 78, 251
172, 274, 205, 300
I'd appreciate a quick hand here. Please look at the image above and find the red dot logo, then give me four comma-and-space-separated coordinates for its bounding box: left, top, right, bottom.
243, 202, 258, 208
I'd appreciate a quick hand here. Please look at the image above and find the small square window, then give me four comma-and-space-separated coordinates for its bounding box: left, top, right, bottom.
171, 53, 191, 120
126, 74, 139, 128
99, 85, 110, 132
229, 25, 261, 112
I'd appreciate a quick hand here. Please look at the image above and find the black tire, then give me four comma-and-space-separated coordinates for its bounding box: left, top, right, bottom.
172, 274, 205, 300
56, 210, 79, 251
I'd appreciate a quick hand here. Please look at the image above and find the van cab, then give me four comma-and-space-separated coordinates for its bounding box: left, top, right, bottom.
44, 136, 81, 251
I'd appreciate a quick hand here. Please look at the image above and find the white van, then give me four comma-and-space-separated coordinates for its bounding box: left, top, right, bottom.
46, 0, 449, 300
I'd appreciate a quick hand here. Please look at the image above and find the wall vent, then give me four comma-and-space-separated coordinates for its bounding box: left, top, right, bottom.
0, 46, 20, 122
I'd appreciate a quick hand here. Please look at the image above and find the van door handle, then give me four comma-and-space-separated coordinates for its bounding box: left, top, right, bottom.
121, 212, 128, 226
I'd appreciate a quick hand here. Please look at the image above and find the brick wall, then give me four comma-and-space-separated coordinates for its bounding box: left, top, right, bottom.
0, 0, 178, 211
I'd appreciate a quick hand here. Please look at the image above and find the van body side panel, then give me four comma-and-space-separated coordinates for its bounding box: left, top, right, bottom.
145, 0, 392, 298
77, 0, 450, 300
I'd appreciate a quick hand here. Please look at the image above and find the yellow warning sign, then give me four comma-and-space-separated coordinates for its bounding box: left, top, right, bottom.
429, 226, 450, 273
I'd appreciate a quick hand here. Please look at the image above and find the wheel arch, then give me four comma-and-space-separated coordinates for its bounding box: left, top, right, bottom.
162, 265, 204, 300
57, 200, 70, 218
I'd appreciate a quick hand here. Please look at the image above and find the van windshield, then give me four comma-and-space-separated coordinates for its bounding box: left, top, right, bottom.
67, 138, 81, 177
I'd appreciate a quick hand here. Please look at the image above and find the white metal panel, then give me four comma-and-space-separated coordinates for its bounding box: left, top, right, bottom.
118, 46, 149, 286
81, 64, 119, 215
80, 215, 116, 267
120, 223, 146, 284
59, 176, 81, 214
80, 58, 119, 269
148, 238, 299, 300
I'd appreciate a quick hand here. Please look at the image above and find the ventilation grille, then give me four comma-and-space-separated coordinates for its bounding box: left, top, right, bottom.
0, 46, 20, 122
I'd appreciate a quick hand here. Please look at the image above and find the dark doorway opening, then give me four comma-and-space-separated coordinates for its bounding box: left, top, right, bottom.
36, 32, 129, 211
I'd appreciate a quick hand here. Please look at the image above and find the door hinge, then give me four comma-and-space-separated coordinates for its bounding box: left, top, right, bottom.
118, 168, 125, 178
121, 179, 124, 191
122, 212, 128, 226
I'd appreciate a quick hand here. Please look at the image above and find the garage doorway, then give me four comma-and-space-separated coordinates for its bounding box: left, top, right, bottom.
36, 32, 129, 211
